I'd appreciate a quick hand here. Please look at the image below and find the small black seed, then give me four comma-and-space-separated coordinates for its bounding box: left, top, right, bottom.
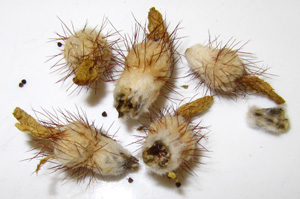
128, 177, 133, 183
19, 83, 23, 87
57, 42, 62, 47
102, 111, 107, 117
175, 182, 181, 188
21, 79, 27, 84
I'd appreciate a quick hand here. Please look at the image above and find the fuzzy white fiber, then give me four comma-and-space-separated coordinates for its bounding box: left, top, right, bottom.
113, 40, 171, 119
142, 115, 196, 175
247, 106, 290, 134
185, 44, 245, 93
63, 28, 110, 71
54, 122, 134, 176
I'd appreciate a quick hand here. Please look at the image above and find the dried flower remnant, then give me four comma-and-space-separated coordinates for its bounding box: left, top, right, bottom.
185, 37, 285, 104
12, 107, 138, 181
247, 106, 290, 134
50, 18, 120, 91
113, 7, 180, 119
177, 96, 214, 120
140, 96, 211, 187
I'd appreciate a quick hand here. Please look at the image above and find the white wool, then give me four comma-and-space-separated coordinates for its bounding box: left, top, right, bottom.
247, 106, 290, 134
63, 28, 109, 70
185, 44, 244, 93
142, 115, 196, 175
113, 40, 171, 119
54, 122, 134, 176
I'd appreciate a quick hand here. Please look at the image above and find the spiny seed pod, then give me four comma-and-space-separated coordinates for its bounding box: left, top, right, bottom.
139, 96, 212, 187
247, 106, 290, 134
113, 7, 180, 119
49, 18, 121, 92
185, 36, 285, 104
12, 107, 138, 182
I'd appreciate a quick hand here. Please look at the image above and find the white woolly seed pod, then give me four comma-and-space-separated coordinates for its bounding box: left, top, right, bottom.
185, 37, 286, 104
185, 43, 246, 94
140, 109, 207, 187
113, 7, 179, 119
114, 40, 172, 119
13, 107, 138, 181
50, 18, 120, 92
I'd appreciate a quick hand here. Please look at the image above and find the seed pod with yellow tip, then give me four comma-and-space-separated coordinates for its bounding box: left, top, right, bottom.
113, 7, 180, 119
50, 18, 121, 92
140, 96, 212, 187
185, 37, 285, 104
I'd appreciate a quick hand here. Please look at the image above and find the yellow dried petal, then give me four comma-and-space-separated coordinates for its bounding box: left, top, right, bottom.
13, 107, 60, 139
239, 76, 285, 104
73, 57, 99, 85
177, 96, 214, 119
35, 155, 55, 174
147, 7, 169, 42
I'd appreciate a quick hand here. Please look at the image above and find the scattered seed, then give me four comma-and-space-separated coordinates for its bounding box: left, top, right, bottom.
57, 42, 62, 47
175, 182, 181, 188
19, 83, 23, 88
128, 177, 133, 183
102, 111, 107, 117
21, 79, 27, 84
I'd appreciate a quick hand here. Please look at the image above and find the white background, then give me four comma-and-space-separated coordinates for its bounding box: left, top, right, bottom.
1, 0, 300, 198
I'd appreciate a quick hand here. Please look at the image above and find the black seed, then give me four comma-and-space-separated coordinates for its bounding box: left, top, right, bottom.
128, 177, 134, 183
19, 83, 23, 87
57, 42, 62, 47
102, 111, 107, 117
175, 182, 181, 188
21, 79, 27, 84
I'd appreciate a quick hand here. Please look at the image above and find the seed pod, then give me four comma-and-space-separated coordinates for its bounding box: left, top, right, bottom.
113, 7, 180, 119
13, 107, 138, 181
185, 37, 285, 104
49, 18, 121, 92
140, 97, 211, 187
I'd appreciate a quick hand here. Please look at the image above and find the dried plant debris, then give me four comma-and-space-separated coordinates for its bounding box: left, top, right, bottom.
247, 106, 290, 134
13, 107, 138, 182
181, 85, 189, 89
139, 97, 211, 187
49, 18, 121, 92
113, 7, 180, 119
177, 96, 214, 120
185, 37, 285, 104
